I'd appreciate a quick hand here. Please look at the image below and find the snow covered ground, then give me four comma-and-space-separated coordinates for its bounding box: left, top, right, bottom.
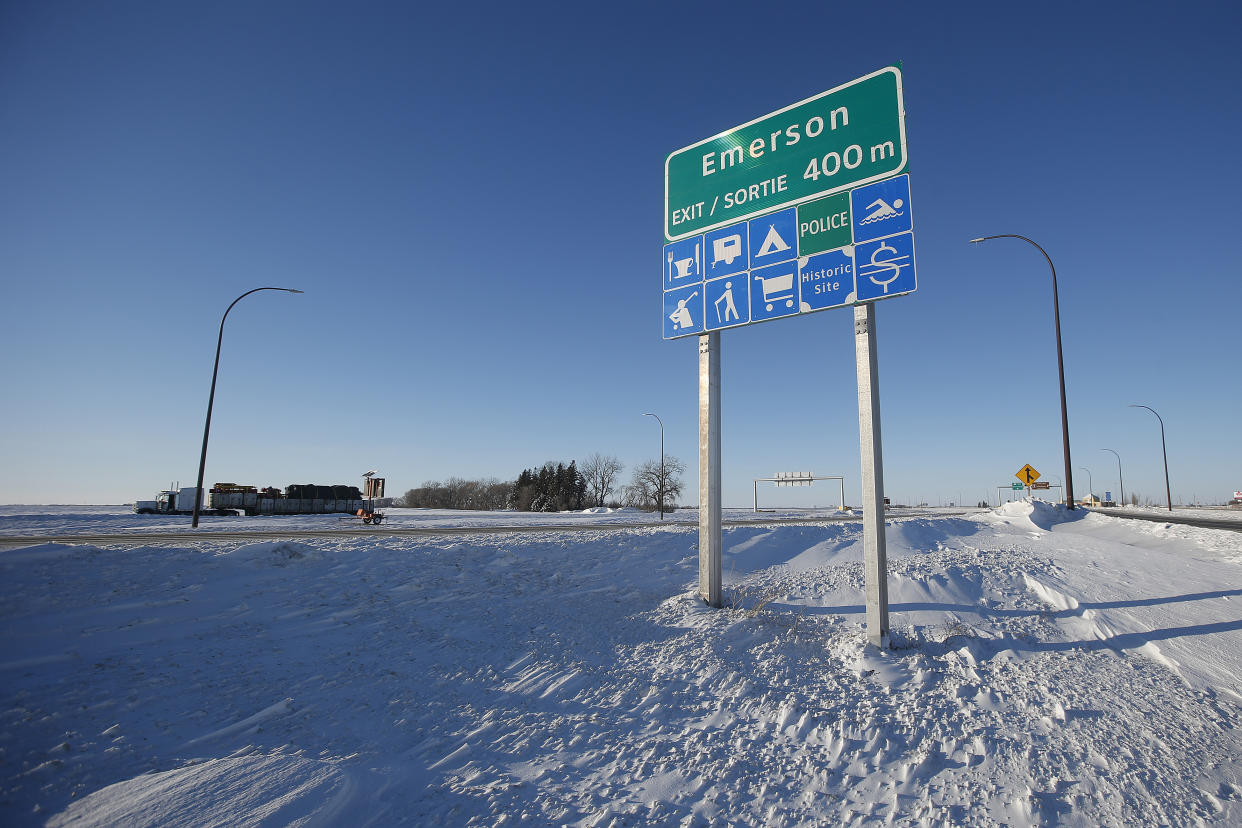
2, 502, 1239, 826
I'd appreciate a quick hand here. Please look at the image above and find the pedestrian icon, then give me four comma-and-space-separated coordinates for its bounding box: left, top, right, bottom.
715, 282, 740, 321
854, 232, 916, 302
850, 174, 912, 243
663, 283, 704, 338
748, 208, 796, 265
704, 276, 749, 331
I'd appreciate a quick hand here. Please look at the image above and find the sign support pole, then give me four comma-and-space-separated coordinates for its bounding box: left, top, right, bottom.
853, 303, 889, 648
699, 332, 722, 607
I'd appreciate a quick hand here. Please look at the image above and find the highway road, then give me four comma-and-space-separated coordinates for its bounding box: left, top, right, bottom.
16, 507, 1234, 551
1088, 508, 1242, 533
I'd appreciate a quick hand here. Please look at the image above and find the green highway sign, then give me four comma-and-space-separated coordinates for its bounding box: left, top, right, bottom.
1012, 483, 1024, 490
665, 66, 907, 241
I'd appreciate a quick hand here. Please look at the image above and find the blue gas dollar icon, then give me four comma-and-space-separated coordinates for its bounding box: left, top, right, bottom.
748, 208, 797, 266
703, 222, 748, 280
854, 232, 916, 302
664, 235, 704, 289
663, 283, 703, 338
850, 174, 912, 244
704, 275, 748, 331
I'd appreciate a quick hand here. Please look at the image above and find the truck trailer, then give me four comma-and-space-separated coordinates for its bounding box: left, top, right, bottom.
134, 483, 365, 517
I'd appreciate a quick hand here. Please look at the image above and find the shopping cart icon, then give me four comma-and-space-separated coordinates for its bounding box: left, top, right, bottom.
753, 270, 795, 312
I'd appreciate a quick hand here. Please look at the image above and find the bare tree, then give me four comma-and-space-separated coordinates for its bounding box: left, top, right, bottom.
581, 453, 624, 508
403, 477, 513, 510
623, 456, 685, 513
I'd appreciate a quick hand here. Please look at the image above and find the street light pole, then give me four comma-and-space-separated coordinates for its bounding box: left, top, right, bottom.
1129, 404, 1172, 511
643, 412, 665, 520
970, 235, 1075, 510
193, 287, 304, 528
1079, 467, 1093, 503
1101, 448, 1124, 507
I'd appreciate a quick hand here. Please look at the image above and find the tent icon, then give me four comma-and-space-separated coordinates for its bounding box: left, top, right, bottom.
755, 224, 791, 258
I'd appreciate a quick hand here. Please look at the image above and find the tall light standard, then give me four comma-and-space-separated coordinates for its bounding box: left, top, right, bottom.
1129, 404, 1172, 511
970, 234, 1074, 510
1047, 474, 1063, 506
642, 412, 665, 520
1100, 448, 1124, 507
1079, 467, 1093, 503
1102, 449, 1122, 508
193, 287, 304, 527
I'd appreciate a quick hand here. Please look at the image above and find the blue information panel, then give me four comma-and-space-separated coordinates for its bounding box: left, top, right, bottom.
748, 208, 797, 267
750, 261, 799, 323
703, 222, 748, 280
664, 236, 703, 290
663, 175, 916, 339
850, 174, 912, 243
663, 283, 703, 338
854, 233, 916, 302
798, 249, 854, 311
704, 275, 749, 331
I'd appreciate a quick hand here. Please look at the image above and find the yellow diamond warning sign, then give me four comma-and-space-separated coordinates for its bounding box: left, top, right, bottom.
1015, 464, 1041, 486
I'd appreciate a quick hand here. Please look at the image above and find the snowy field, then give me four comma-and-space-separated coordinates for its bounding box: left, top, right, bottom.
2, 502, 1240, 826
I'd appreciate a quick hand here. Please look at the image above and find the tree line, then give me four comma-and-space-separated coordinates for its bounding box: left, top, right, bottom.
400, 452, 684, 513
401, 478, 510, 510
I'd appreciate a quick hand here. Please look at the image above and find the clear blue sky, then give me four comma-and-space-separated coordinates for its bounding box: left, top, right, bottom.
2, 0, 1238, 507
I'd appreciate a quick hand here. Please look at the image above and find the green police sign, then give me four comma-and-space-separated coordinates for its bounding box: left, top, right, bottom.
664, 66, 907, 242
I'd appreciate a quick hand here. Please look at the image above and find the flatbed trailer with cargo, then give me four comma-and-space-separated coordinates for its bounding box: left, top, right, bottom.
134, 482, 365, 517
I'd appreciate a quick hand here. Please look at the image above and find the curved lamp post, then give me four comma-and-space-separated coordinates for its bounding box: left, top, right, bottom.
1129, 404, 1172, 511
1046, 474, 1063, 506
1100, 448, 1124, 507
970, 234, 1074, 510
1079, 467, 1093, 504
193, 287, 303, 527
642, 412, 665, 520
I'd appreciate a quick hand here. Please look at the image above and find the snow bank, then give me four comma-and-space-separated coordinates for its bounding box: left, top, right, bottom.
221, 541, 321, 564
2, 510, 1239, 826
47, 753, 354, 828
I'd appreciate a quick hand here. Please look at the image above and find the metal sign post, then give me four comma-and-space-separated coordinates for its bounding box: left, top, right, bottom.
854, 302, 889, 648
666, 65, 916, 648
698, 332, 722, 607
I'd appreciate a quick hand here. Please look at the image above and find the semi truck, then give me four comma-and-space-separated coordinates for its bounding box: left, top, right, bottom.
134, 483, 365, 517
